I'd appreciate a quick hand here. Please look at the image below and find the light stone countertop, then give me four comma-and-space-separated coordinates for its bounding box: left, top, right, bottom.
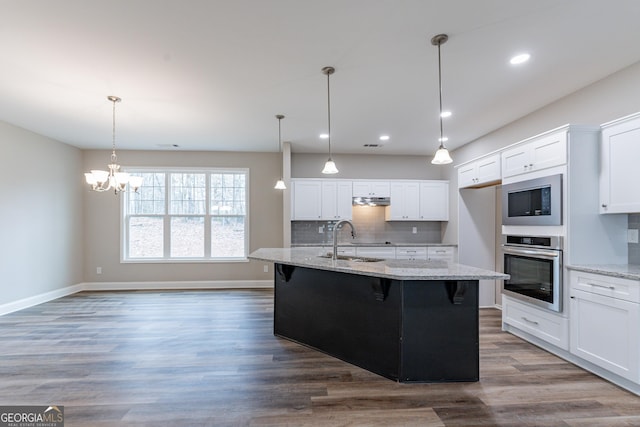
567, 264, 640, 281
250, 247, 508, 281
291, 242, 457, 248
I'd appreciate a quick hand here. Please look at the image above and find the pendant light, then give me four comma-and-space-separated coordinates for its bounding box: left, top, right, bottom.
84, 96, 143, 193
321, 66, 339, 174
430, 34, 453, 165
274, 114, 286, 190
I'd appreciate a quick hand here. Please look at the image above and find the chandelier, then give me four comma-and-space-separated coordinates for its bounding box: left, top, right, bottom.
84, 96, 142, 193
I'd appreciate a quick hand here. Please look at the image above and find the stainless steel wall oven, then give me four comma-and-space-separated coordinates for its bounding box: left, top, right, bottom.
502, 235, 563, 312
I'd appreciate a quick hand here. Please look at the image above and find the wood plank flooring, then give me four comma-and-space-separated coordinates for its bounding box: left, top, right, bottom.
0, 290, 639, 426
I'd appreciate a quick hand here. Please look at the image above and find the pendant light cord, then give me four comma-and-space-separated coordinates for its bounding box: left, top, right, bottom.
326, 70, 332, 158
437, 41, 444, 149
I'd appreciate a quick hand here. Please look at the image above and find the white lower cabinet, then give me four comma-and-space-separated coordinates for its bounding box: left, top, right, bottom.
569, 271, 640, 382
503, 295, 569, 350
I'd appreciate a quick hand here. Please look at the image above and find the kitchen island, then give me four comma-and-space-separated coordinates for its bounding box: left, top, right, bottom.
249, 247, 508, 383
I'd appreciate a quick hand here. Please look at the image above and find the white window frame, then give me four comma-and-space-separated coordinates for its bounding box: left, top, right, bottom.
120, 167, 250, 263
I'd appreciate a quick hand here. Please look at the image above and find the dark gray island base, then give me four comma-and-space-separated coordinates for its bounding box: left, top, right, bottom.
249, 247, 508, 383
274, 263, 479, 383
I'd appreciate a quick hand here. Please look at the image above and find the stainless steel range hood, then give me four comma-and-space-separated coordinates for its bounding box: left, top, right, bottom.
352, 196, 391, 206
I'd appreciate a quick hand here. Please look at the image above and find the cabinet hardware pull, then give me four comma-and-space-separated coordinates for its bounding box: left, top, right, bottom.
522, 317, 539, 325
587, 282, 615, 290
601, 204, 607, 208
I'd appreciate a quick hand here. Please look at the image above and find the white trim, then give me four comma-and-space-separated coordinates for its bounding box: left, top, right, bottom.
84, 280, 273, 291
0, 280, 273, 316
0, 284, 83, 316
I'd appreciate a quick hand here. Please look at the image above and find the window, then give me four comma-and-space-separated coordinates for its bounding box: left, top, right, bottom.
123, 168, 248, 261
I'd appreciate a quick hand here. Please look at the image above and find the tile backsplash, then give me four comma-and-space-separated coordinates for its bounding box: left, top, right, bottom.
629, 213, 640, 264
291, 206, 442, 245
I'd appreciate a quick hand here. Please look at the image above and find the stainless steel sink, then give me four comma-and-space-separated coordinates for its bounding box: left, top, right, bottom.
318, 253, 384, 262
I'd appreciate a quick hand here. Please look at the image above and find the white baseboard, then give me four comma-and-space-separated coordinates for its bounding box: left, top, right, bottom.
0, 280, 273, 316
0, 284, 83, 316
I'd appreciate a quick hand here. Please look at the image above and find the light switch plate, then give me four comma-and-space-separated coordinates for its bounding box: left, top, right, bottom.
412, 227, 417, 234
628, 229, 639, 244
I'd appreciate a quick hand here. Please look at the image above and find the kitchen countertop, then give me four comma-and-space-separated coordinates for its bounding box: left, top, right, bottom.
250, 247, 507, 281
292, 242, 457, 248
567, 264, 640, 281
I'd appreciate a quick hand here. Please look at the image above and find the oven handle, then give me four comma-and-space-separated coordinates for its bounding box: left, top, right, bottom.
502, 245, 561, 260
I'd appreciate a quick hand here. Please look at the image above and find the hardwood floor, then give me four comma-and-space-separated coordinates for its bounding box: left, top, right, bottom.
0, 290, 639, 426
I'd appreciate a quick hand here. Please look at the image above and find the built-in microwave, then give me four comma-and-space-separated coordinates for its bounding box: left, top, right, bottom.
502, 174, 562, 226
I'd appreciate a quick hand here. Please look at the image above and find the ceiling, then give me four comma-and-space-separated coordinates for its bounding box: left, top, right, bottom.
2, 0, 640, 156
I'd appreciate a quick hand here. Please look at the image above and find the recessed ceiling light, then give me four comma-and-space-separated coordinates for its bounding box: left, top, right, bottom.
319, 133, 329, 139
379, 135, 390, 141
440, 111, 452, 118
510, 53, 530, 65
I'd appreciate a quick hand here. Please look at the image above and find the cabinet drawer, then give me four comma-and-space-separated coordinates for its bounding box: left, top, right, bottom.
571, 271, 640, 303
396, 247, 427, 260
503, 296, 569, 350
427, 246, 455, 261
355, 247, 396, 259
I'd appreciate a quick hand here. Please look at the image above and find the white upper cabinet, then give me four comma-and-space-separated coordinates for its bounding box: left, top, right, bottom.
600, 112, 640, 213
291, 179, 352, 220
501, 130, 567, 178
386, 180, 449, 221
352, 181, 391, 197
458, 153, 501, 189
419, 181, 449, 220
291, 180, 322, 220
386, 181, 420, 220
321, 180, 353, 220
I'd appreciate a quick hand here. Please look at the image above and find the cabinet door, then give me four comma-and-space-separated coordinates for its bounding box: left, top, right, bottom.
320, 181, 352, 220
335, 181, 353, 220
600, 116, 640, 213
501, 145, 530, 178
457, 163, 477, 188
369, 181, 391, 197
570, 288, 640, 381
419, 181, 448, 220
529, 130, 567, 172
353, 181, 390, 197
321, 181, 338, 220
292, 181, 322, 220
387, 182, 420, 220
476, 154, 501, 185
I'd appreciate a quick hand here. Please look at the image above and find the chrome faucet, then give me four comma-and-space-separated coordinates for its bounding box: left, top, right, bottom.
332, 220, 356, 260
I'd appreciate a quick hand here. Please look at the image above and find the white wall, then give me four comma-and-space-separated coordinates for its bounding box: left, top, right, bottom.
444, 60, 640, 244
0, 121, 84, 307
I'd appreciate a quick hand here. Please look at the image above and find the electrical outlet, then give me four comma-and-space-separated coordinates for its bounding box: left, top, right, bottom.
412, 227, 417, 234
96, 267, 102, 275
628, 229, 639, 244
319, 226, 324, 234
263, 265, 269, 273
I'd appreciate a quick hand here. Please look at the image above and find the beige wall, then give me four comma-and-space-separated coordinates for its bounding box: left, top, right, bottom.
83, 150, 283, 283
292, 153, 445, 180
0, 121, 84, 306
443, 60, 640, 244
